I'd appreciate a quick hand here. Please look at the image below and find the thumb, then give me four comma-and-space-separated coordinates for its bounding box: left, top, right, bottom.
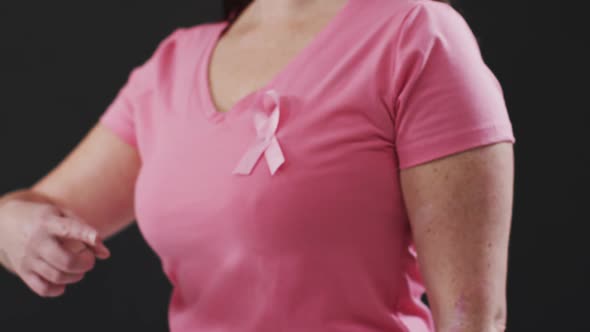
91, 239, 111, 260
60, 237, 111, 260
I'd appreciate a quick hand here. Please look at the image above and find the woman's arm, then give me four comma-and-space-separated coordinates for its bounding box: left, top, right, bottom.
28, 122, 141, 239
399, 142, 514, 332
0, 123, 140, 295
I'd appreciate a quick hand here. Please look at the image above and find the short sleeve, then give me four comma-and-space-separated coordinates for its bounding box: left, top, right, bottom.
98, 28, 183, 148
391, 1, 516, 170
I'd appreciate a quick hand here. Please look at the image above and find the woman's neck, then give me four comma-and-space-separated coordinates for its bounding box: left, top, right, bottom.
239, 0, 348, 26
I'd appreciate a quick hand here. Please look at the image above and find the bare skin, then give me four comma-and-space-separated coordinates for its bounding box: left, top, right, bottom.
30, 124, 140, 240
0, 1, 513, 331
0, 124, 139, 296
400, 142, 513, 332
209, 0, 349, 113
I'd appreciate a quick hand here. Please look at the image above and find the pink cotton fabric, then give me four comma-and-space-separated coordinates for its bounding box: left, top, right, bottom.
98, 0, 516, 331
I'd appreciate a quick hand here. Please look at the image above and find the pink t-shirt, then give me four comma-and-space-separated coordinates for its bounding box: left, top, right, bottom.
99, 0, 516, 331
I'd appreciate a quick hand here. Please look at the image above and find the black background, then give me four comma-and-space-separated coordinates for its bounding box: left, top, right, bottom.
0, 1, 586, 331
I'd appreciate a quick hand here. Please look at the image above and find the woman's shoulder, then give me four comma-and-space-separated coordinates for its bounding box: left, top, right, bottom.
176, 20, 227, 41
135, 21, 226, 73
121, 21, 227, 94
385, 0, 475, 41
154, 20, 226, 52
383, 0, 464, 21
361, 0, 479, 61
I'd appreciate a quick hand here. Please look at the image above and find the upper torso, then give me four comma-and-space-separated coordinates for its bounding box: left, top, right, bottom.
98, 0, 516, 331
143, 1, 432, 328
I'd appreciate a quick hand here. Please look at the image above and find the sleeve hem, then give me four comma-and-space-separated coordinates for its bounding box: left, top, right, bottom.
397, 124, 515, 170
98, 115, 138, 149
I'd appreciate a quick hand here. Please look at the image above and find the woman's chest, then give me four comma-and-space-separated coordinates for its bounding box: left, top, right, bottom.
133, 88, 404, 261
130, 18, 406, 261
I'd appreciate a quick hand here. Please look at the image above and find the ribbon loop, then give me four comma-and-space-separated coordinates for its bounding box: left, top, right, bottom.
233, 89, 286, 176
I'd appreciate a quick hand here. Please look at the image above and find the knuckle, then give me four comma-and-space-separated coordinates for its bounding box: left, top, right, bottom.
25, 239, 46, 260
78, 259, 93, 273
53, 272, 67, 284
57, 223, 70, 237
46, 269, 62, 284
38, 222, 55, 238
37, 283, 52, 297
62, 255, 77, 271
36, 243, 51, 260
38, 207, 57, 224
18, 254, 35, 272
49, 249, 72, 270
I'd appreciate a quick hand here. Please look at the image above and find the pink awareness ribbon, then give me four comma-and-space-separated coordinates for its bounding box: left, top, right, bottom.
232, 90, 285, 176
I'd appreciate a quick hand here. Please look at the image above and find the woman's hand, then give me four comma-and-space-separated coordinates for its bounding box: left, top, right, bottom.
0, 198, 110, 298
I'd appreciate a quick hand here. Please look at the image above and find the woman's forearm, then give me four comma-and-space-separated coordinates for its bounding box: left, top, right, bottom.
0, 188, 56, 208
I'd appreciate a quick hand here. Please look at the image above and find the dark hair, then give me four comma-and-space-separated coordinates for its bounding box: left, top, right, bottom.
223, 0, 450, 24
223, 0, 251, 23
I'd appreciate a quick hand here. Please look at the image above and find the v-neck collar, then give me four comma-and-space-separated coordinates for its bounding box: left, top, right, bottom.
196, 0, 358, 123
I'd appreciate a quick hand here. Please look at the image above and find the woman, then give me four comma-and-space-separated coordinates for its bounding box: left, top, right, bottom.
0, 0, 515, 331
